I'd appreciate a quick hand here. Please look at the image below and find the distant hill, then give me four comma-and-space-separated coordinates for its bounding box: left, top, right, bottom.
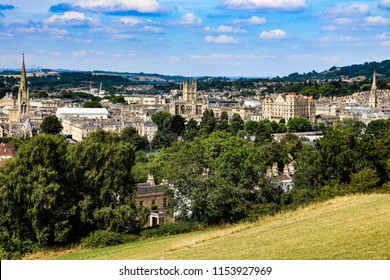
2, 59, 390, 85
285, 60, 390, 81
28, 194, 390, 260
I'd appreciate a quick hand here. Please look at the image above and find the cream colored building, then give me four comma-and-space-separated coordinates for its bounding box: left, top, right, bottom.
169, 79, 209, 122
124, 95, 164, 105
262, 93, 315, 123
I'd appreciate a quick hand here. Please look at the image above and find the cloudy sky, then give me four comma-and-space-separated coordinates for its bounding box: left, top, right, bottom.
1, 0, 390, 76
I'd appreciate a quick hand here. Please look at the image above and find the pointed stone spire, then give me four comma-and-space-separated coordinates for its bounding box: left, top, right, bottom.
369, 70, 378, 109
20, 53, 28, 92
17, 53, 30, 121
372, 70, 377, 91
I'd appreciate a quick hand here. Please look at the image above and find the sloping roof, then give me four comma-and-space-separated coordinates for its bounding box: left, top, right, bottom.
136, 185, 164, 195
56, 107, 109, 119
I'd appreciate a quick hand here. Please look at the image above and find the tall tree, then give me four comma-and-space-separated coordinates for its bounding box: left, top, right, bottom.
121, 126, 149, 151
40, 115, 63, 134
287, 117, 312, 132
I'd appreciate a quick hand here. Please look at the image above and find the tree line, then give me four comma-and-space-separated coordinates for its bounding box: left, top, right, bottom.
1, 111, 389, 259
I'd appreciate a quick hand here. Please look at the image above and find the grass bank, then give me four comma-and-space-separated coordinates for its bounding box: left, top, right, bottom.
26, 194, 390, 260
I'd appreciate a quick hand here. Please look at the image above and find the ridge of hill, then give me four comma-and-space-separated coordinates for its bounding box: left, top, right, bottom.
2, 59, 390, 83
28, 194, 390, 260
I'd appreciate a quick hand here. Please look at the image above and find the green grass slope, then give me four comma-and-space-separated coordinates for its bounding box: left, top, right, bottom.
43, 194, 390, 260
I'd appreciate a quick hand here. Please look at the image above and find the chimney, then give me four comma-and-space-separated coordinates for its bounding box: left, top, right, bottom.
266, 166, 272, 178
288, 163, 295, 175
147, 174, 155, 186
272, 162, 278, 177
283, 164, 289, 176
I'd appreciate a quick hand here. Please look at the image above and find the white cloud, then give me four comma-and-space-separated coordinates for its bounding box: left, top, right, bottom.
190, 54, 233, 60
221, 0, 307, 11
234, 16, 267, 25
326, 4, 369, 17
318, 35, 358, 43
323, 18, 355, 31
71, 50, 87, 57
379, 0, 390, 8
364, 16, 390, 26
260, 29, 286, 39
44, 11, 99, 26
205, 35, 238, 44
380, 41, 390, 46
73, 0, 168, 13
49, 28, 69, 36
189, 53, 274, 61
179, 13, 203, 26
140, 25, 164, 33
333, 18, 354, 25
0, 32, 13, 38
112, 34, 134, 39
205, 25, 246, 33
118, 17, 142, 26
377, 32, 390, 40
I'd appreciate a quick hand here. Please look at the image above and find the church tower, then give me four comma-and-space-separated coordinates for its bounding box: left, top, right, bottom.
182, 78, 197, 102
368, 71, 378, 110
17, 54, 30, 121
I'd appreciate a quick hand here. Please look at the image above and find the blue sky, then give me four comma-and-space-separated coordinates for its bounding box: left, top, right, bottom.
1, 0, 390, 77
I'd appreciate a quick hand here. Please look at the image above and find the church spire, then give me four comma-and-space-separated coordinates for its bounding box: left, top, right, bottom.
372, 70, 377, 91
20, 53, 28, 92
17, 53, 30, 121
369, 70, 378, 110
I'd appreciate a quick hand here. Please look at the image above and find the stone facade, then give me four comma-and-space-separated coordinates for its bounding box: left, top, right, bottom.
169, 79, 209, 122
262, 93, 315, 123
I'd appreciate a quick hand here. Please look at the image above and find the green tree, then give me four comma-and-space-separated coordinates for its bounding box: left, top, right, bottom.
198, 109, 216, 137
183, 118, 199, 142
216, 111, 230, 132
287, 117, 312, 132
84, 101, 103, 108
244, 120, 259, 135
67, 130, 144, 234
121, 126, 149, 151
0, 135, 74, 247
151, 112, 171, 130
366, 119, 390, 137
110, 95, 126, 104
40, 115, 63, 134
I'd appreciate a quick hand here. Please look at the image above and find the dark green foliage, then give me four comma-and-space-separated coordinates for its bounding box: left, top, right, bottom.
80, 230, 138, 248
183, 118, 199, 141
110, 95, 126, 104
141, 222, 206, 238
121, 126, 149, 151
366, 119, 390, 137
198, 109, 216, 137
287, 117, 312, 132
84, 101, 103, 108
151, 112, 171, 130
216, 111, 230, 132
40, 115, 63, 134
0, 131, 145, 258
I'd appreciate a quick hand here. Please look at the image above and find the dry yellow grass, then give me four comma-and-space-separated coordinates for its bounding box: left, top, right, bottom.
29, 194, 390, 260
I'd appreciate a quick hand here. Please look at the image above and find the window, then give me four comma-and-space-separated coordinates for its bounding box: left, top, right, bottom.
152, 199, 156, 206
163, 198, 168, 208
139, 200, 144, 207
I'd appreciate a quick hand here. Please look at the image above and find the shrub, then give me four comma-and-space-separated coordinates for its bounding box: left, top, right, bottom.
141, 222, 206, 238
0, 235, 39, 260
80, 230, 138, 248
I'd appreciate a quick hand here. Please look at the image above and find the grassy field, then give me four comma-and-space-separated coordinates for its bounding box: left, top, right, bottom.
27, 194, 390, 260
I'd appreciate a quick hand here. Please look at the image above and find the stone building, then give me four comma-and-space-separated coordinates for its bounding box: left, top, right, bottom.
169, 78, 209, 121
262, 93, 315, 123
136, 175, 172, 227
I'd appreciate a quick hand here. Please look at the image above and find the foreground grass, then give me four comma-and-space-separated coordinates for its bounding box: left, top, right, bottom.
27, 194, 390, 260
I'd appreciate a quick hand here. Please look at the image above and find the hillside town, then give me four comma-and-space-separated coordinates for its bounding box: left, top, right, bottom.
1, 56, 389, 143
1, 56, 389, 228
